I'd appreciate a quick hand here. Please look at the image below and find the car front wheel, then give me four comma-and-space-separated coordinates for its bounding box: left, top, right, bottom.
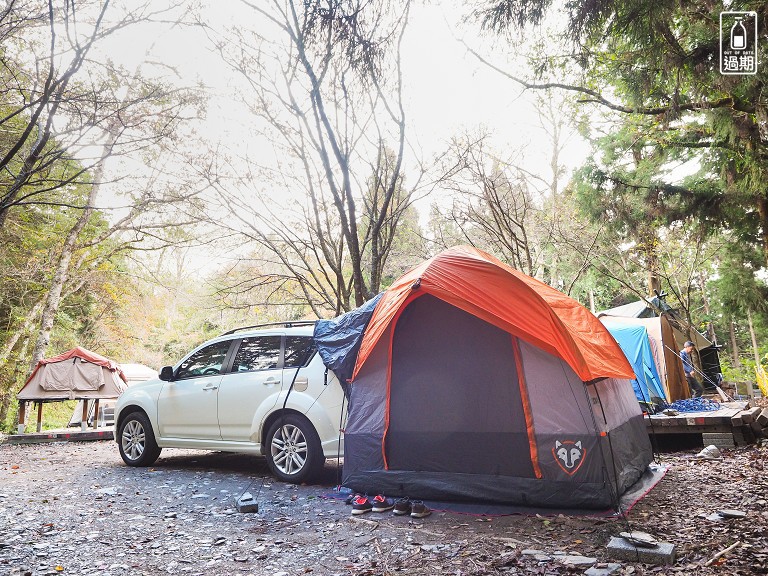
118, 411, 161, 467
265, 414, 323, 484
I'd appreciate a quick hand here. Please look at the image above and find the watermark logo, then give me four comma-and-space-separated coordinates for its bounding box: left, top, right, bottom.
720, 11, 758, 75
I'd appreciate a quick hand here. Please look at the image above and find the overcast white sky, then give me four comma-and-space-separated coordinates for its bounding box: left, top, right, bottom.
98, 0, 589, 192
88, 0, 595, 283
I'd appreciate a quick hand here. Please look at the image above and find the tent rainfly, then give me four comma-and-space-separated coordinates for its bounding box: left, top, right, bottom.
17, 347, 128, 433
601, 321, 667, 404
327, 246, 654, 510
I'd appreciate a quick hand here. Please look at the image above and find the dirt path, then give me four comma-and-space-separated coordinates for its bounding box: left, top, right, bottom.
1, 440, 766, 575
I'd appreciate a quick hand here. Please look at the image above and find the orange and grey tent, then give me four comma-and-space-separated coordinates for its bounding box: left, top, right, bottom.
339, 246, 653, 509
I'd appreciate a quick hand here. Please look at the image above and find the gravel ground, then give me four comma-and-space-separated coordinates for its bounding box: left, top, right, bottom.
1, 437, 767, 576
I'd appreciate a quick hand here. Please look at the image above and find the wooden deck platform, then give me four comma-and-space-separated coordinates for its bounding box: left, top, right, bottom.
646, 402, 768, 447
1, 427, 114, 445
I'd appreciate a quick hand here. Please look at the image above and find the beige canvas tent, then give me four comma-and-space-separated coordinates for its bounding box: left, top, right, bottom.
17, 347, 128, 432
67, 363, 158, 428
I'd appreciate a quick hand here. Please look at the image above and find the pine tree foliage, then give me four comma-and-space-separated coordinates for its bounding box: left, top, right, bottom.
475, 1, 768, 269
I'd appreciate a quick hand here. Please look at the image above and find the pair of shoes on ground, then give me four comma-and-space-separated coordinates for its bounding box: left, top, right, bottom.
351, 494, 430, 518
351, 494, 394, 514
393, 497, 431, 518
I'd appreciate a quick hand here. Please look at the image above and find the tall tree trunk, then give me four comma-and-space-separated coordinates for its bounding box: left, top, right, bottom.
757, 194, 768, 269
28, 170, 103, 373
643, 184, 662, 297
26, 91, 129, 371
698, 271, 717, 345
28, 213, 94, 372
748, 309, 760, 365
0, 300, 44, 366
747, 309, 759, 397
729, 318, 740, 366
646, 249, 661, 297
1, 334, 32, 425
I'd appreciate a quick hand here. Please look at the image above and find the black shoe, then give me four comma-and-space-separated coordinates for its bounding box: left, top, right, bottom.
410, 501, 431, 518
371, 494, 395, 512
345, 492, 361, 505
351, 495, 372, 515
393, 497, 411, 515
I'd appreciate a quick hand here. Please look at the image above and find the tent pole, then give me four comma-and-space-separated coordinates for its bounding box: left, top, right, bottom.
17, 401, 26, 434
81, 400, 88, 432
36, 402, 43, 433
93, 399, 100, 429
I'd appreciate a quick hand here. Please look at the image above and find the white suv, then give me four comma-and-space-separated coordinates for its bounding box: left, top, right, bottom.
114, 322, 345, 484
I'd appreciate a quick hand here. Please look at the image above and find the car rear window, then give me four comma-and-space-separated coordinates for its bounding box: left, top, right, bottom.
284, 336, 316, 368
233, 336, 282, 372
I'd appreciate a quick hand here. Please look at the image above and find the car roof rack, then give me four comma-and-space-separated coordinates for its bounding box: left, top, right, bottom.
220, 320, 318, 336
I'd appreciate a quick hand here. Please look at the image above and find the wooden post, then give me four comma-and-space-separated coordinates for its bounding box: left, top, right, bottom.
748, 309, 760, 398
17, 401, 26, 434
93, 399, 100, 429
81, 400, 88, 432
36, 402, 43, 433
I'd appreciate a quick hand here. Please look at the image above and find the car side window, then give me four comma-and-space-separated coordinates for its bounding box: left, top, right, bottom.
284, 336, 316, 369
176, 340, 232, 380
233, 336, 282, 372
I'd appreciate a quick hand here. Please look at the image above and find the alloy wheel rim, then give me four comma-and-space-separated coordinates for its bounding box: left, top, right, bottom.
271, 423, 308, 476
122, 419, 146, 461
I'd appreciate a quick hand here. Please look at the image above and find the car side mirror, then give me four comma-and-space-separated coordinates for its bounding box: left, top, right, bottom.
159, 366, 175, 381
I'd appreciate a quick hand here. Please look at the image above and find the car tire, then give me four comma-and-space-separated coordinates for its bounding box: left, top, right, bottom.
118, 411, 162, 467
265, 414, 324, 484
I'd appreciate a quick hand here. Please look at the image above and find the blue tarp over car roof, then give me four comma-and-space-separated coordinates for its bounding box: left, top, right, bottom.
313, 293, 383, 387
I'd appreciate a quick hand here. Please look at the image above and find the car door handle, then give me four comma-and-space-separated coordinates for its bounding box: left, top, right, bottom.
202, 384, 219, 391
262, 377, 281, 386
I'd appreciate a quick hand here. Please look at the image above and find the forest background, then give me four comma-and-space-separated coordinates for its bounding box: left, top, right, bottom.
2, 0, 768, 431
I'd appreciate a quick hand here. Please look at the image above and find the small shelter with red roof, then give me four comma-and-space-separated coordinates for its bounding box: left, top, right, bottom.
17, 347, 128, 433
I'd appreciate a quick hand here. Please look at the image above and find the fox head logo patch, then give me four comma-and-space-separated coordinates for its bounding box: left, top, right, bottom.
553, 440, 586, 476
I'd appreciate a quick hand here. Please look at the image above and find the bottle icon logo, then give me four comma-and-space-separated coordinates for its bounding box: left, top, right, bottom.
731, 18, 747, 50
720, 11, 758, 75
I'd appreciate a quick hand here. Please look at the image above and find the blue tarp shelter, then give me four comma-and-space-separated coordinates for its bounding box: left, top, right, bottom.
603, 321, 666, 403
313, 293, 383, 388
